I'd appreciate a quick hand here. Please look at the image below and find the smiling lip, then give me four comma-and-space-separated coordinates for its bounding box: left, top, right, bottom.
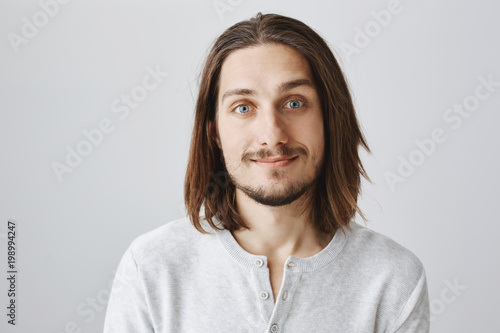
252, 156, 298, 169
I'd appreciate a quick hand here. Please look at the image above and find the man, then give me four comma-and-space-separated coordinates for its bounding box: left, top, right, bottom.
104, 12, 430, 333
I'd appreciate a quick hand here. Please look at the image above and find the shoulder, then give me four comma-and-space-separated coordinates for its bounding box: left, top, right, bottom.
131, 217, 196, 246
341, 223, 430, 331
127, 216, 213, 265
344, 222, 425, 281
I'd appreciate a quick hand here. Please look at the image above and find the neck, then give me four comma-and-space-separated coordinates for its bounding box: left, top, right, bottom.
231, 187, 335, 262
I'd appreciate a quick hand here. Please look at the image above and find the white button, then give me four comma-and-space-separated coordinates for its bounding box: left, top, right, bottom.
255, 258, 264, 267
259, 291, 269, 300
270, 324, 279, 332
287, 261, 295, 267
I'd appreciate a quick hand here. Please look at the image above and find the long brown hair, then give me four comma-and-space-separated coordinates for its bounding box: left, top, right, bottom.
184, 12, 372, 235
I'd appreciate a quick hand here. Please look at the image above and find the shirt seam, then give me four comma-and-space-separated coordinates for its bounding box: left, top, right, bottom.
388, 268, 426, 333
130, 242, 156, 331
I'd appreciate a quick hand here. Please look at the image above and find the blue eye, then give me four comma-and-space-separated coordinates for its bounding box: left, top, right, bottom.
235, 104, 252, 114
286, 100, 304, 109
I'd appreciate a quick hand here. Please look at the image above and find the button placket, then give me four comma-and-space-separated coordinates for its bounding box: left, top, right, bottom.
265, 260, 302, 333
250, 269, 274, 325
278, 261, 294, 301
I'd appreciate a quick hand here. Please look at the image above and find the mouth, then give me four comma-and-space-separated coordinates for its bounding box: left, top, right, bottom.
251, 156, 298, 169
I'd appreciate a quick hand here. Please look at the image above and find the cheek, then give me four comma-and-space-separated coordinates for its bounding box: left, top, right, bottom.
315, 125, 325, 161
298, 115, 324, 162
219, 130, 246, 164
292, 113, 324, 141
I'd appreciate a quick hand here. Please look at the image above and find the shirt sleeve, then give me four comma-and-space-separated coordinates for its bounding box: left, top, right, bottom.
103, 243, 155, 333
390, 269, 431, 333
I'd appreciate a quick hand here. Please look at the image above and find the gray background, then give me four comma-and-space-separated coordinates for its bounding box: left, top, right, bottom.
1, 0, 499, 332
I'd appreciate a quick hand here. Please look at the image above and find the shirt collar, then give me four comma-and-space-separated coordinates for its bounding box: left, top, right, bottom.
215, 217, 354, 272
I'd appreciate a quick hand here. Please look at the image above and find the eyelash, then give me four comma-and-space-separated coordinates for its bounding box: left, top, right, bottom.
231, 99, 306, 114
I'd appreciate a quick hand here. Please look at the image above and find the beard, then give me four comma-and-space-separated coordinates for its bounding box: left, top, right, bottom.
231, 170, 316, 207
222, 149, 324, 207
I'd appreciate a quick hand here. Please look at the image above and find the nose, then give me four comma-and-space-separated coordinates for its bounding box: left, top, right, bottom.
256, 104, 288, 147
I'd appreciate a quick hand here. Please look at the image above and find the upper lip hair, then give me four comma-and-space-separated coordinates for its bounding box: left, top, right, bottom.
252, 156, 296, 162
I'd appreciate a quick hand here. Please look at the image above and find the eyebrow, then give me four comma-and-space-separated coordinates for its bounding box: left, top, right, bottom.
220, 78, 316, 104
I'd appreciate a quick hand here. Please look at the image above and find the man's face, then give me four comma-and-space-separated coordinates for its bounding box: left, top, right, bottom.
210, 43, 325, 207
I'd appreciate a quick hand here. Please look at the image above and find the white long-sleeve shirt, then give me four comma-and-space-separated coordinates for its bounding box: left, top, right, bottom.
103, 216, 430, 332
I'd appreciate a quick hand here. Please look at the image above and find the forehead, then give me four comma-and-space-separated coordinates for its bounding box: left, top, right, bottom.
218, 43, 314, 99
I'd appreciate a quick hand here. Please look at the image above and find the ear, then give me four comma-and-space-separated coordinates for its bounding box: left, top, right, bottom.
209, 120, 221, 149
